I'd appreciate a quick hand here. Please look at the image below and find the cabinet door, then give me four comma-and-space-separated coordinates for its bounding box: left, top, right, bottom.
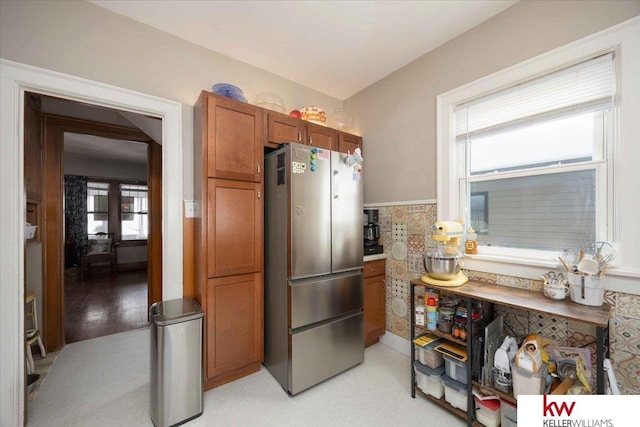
306, 122, 337, 150
364, 274, 386, 347
267, 111, 304, 146
205, 273, 263, 380
207, 95, 263, 182
207, 179, 263, 277
338, 132, 362, 155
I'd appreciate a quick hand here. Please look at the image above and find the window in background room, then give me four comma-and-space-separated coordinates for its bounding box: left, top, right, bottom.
87, 181, 110, 235
120, 183, 148, 241
454, 52, 614, 253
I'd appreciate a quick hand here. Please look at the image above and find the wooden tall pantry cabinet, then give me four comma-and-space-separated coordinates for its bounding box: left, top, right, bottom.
194, 92, 264, 390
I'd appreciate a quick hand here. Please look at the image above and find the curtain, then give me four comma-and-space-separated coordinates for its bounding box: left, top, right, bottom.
64, 175, 87, 267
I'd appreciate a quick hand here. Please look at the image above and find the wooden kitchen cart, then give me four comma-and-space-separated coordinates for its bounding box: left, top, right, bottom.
410, 279, 612, 426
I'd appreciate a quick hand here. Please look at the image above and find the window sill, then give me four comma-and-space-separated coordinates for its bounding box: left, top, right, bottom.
462, 253, 640, 295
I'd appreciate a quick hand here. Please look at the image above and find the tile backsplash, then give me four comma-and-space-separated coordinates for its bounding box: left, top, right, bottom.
375, 202, 640, 395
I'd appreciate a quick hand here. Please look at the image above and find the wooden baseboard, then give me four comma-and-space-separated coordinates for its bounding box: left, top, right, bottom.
204, 362, 262, 391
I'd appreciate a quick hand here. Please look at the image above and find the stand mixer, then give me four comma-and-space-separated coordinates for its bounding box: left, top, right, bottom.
421, 221, 469, 287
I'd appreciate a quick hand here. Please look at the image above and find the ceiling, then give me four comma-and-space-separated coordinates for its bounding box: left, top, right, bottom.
89, 0, 518, 99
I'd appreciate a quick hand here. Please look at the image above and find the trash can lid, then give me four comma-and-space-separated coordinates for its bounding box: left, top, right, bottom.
151, 298, 203, 325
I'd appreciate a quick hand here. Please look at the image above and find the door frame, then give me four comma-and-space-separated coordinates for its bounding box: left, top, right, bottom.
0, 59, 184, 427
41, 115, 162, 351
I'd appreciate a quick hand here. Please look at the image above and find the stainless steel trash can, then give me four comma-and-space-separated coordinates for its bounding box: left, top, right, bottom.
150, 298, 204, 427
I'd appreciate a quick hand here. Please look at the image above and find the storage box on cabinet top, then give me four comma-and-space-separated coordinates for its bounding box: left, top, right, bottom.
413, 361, 445, 399
511, 362, 548, 399
474, 396, 501, 427
442, 374, 468, 411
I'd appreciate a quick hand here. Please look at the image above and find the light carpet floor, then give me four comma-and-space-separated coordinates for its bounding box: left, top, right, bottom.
27, 327, 465, 427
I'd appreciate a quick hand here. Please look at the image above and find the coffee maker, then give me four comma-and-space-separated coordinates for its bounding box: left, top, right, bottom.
363, 208, 383, 255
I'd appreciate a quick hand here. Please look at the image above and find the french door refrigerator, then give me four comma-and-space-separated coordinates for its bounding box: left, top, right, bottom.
264, 142, 364, 395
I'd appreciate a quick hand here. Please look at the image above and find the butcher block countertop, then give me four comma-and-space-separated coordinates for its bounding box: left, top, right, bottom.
410, 279, 611, 327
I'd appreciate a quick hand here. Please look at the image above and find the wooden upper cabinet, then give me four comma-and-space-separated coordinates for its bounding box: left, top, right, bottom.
338, 132, 362, 155
207, 95, 263, 182
266, 111, 305, 147
24, 94, 42, 201
207, 178, 263, 278
307, 122, 337, 151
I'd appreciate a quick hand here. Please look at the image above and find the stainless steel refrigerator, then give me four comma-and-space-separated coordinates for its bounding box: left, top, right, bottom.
264, 142, 364, 395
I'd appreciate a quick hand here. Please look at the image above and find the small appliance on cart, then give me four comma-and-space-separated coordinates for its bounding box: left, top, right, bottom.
422, 221, 469, 287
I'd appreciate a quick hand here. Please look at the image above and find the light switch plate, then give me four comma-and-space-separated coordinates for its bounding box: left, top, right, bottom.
184, 200, 200, 218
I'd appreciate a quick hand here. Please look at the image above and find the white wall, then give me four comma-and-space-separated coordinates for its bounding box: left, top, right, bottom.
64, 154, 147, 181
344, 0, 640, 204
0, 0, 344, 200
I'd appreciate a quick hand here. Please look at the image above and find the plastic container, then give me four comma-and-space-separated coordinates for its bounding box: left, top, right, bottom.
442, 374, 468, 411
444, 354, 468, 384
416, 339, 445, 369
501, 398, 517, 427
414, 361, 445, 399
568, 272, 604, 306
511, 362, 548, 399
474, 396, 501, 427
254, 92, 285, 113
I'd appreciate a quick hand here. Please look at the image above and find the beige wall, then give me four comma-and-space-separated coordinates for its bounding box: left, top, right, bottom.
345, 0, 640, 204
0, 0, 343, 199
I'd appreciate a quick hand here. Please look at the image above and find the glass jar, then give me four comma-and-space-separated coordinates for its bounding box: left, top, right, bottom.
438, 307, 455, 334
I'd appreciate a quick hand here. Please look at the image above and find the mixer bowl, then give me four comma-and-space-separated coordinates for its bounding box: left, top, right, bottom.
424, 252, 463, 280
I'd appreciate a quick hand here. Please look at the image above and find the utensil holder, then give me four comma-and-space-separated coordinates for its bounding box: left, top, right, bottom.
568, 273, 604, 306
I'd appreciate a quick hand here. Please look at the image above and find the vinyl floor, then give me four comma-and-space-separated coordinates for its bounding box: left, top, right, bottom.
27, 328, 466, 427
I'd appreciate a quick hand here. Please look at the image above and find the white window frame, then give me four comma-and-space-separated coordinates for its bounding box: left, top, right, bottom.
436, 17, 640, 287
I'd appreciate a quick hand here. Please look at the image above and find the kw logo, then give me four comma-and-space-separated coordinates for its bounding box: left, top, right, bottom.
543, 395, 576, 417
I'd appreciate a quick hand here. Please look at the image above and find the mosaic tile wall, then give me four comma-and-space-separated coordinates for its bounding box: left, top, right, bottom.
377, 202, 640, 395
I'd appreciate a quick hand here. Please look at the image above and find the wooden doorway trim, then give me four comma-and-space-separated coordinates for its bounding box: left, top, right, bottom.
41, 114, 162, 351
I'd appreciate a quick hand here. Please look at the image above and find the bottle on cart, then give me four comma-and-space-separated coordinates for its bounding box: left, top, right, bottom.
415, 295, 426, 326
426, 297, 437, 331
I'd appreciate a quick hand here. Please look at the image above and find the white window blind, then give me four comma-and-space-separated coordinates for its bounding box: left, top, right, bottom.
455, 53, 614, 141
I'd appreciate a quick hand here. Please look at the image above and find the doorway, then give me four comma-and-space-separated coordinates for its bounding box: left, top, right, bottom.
1, 59, 185, 426
61, 129, 153, 344
26, 93, 164, 352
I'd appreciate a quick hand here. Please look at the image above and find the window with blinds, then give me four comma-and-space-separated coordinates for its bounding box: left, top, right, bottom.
120, 183, 148, 240
454, 52, 615, 252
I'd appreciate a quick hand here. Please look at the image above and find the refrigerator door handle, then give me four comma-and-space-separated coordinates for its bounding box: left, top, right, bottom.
333, 170, 339, 199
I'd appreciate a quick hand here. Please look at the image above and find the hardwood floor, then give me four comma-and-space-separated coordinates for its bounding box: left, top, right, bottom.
64, 270, 149, 344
